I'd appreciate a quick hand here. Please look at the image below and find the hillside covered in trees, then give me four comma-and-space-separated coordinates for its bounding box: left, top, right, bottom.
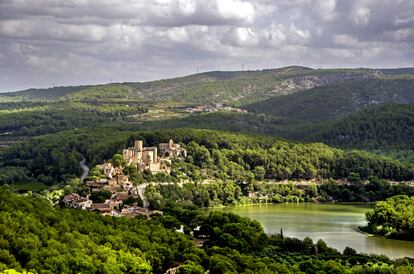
245, 78, 414, 122
144, 178, 414, 208
307, 104, 414, 151
0, 101, 148, 137
1, 128, 413, 191
137, 102, 414, 157
1, 190, 413, 274
0, 67, 413, 160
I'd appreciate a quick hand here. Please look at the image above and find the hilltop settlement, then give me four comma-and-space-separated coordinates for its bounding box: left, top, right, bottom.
62, 139, 187, 217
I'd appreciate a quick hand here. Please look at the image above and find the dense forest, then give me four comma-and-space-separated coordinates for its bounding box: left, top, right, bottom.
0, 101, 147, 137
362, 195, 414, 241
1, 68, 414, 164
244, 78, 414, 122
1, 190, 413, 274
139, 111, 295, 137
307, 104, 414, 151
143, 178, 414, 208
139, 103, 414, 163
1, 128, 413, 189
2, 100, 414, 160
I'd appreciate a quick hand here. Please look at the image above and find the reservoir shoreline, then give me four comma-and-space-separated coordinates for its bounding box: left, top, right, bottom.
209, 203, 414, 259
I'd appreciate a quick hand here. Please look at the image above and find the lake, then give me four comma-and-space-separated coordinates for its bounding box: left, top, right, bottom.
211, 203, 414, 259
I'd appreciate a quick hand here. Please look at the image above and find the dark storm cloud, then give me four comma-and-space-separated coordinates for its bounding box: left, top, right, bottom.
0, 0, 413, 91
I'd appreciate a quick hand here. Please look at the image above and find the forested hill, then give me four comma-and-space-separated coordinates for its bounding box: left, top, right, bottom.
2, 66, 380, 105
3, 85, 91, 101
307, 104, 414, 151
244, 79, 414, 122
1, 66, 414, 166
134, 103, 414, 152
1, 128, 413, 190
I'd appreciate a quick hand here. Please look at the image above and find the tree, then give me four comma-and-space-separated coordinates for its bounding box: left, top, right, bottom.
253, 166, 266, 180
112, 154, 126, 168
90, 190, 112, 203
177, 261, 205, 274
343, 246, 357, 257
123, 164, 138, 177
89, 166, 103, 178
348, 172, 361, 184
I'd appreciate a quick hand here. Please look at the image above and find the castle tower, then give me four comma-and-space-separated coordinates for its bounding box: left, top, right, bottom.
153, 147, 158, 162
135, 140, 143, 151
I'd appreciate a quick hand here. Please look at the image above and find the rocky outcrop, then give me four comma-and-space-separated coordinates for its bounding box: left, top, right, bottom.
269, 71, 381, 96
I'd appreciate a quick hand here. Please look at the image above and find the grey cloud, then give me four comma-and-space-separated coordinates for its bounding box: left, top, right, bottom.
0, 0, 413, 91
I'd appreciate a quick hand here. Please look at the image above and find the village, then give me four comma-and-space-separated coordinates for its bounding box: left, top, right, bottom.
174, 103, 248, 114
62, 139, 187, 218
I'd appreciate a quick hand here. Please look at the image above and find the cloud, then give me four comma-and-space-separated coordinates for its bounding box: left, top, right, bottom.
0, 0, 413, 91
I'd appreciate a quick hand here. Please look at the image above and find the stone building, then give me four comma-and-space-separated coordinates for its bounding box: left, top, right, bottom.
100, 162, 123, 179
122, 139, 185, 174
62, 194, 92, 209
159, 139, 187, 158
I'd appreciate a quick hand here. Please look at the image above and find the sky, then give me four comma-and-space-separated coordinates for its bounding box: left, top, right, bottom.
0, 0, 413, 92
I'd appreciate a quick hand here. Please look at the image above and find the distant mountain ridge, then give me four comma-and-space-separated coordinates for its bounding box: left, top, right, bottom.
2, 66, 387, 105
3, 85, 91, 100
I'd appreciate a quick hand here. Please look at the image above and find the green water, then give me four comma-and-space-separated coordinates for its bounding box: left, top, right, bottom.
211, 203, 414, 259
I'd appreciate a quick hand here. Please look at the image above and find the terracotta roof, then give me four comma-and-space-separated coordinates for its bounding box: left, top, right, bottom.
91, 203, 112, 212
116, 192, 130, 201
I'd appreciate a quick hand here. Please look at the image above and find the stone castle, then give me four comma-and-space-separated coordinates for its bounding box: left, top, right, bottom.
123, 139, 186, 174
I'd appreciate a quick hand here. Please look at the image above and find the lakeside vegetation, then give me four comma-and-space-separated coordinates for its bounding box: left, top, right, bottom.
1, 190, 414, 274
144, 178, 414, 208
361, 195, 414, 241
